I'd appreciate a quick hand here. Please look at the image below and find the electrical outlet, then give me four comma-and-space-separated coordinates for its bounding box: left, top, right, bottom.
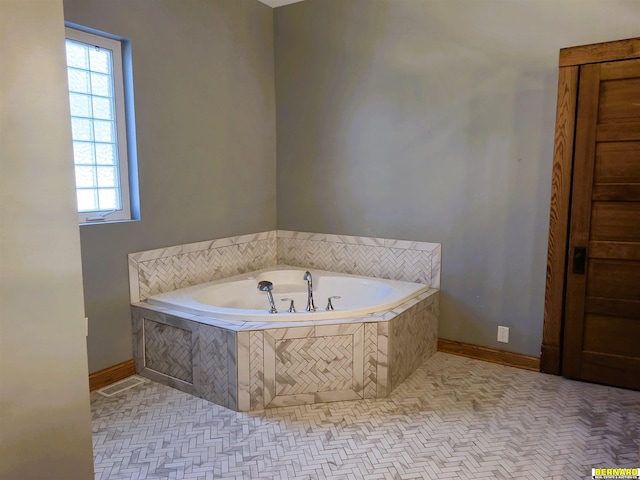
497, 326, 509, 343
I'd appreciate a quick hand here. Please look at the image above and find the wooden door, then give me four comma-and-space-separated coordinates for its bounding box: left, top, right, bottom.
562, 58, 640, 390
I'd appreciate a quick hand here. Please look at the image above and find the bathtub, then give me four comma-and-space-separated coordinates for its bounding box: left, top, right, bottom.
147, 266, 430, 322
133, 265, 438, 411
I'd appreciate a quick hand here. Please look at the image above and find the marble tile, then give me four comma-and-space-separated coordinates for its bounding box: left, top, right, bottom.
236, 319, 319, 331
128, 231, 276, 264
383, 238, 440, 252
205, 230, 274, 250
363, 323, 378, 399
266, 392, 315, 408
263, 331, 276, 407
128, 244, 183, 263
191, 324, 201, 394
389, 295, 438, 391
315, 323, 363, 336
344, 244, 386, 278
144, 319, 193, 383
134, 307, 246, 408
394, 247, 433, 284
376, 321, 390, 398
352, 325, 364, 397
128, 230, 442, 413
236, 331, 251, 412
131, 308, 144, 373
198, 325, 228, 407
315, 389, 362, 403
164, 374, 197, 396
273, 335, 353, 396
132, 303, 246, 332
325, 233, 385, 247
249, 330, 264, 411
431, 243, 442, 289
137, 255, 176, 300
91, 353, 640, 480
266, 326, 314, 340
226, 330, 238, 411
129, 230, 441, 306
133, 237, 277, 301
276, 230, 326, 241
127, 256, 141, 303
277, 237, 348, 271
133, 366, 197, 397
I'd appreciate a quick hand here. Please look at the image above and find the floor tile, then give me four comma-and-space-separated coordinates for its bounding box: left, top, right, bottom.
91, 353, 640, 479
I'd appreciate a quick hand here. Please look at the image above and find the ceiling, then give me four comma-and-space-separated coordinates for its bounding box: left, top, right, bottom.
256, 0, 304, 8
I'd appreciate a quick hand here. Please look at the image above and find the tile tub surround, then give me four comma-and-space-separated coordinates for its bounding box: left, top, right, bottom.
276, 231, 441, 289
128, 231, 278, 303
128, 230, 441, 303
132, 289, 438, 411
129, 230, 440, 411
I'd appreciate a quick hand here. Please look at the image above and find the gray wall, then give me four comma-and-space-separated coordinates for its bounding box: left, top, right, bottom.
61, 0, 640, 373
274, 0, 640, 356
63, 0, 276, 372
0, 1, 94, 477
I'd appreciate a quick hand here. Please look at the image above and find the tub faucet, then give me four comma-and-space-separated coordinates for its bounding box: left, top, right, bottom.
326, 295, 341, 311
303, 271, 316, 311
281, 298, 296, 313
257, 281, 277, 314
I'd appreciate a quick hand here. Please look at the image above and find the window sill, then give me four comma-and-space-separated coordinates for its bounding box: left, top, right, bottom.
79, 218, 140, 227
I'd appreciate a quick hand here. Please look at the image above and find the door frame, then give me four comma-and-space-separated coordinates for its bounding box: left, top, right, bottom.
542, 37, 640, 375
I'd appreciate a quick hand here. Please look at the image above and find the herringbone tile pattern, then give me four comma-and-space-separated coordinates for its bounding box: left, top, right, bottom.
131, 232, 441, 307
144, 319, 193, 382
278, 238, 348, 273
250, 331, 265, 411
363, 323, 378, 399
275, 336, 353, 396
390, 301, 438, 390
91, 353, 640, 479
199, 325, 232, 408
137, 238, 276, 300
345, 245, 432, 285
277, 239, 434, 286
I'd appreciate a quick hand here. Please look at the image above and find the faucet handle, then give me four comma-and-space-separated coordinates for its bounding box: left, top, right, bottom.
326, 295, 341, 311
281, 298, 296, 313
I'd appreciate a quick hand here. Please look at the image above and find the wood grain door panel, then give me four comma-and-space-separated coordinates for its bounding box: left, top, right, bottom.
562, 57, 640, 390
590, 202, 640, 240
594, 142, 640, 183
586, 260, 640, 300
589, 241, 640, 260
585, 296, 640, 319
597, 121, 640, 141
598, 77, 640, 122
579, 352, 640, 390
583, 314, 640, 357
542, 38, 640, 377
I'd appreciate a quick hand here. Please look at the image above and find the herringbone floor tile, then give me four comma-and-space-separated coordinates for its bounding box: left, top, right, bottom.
91, 353, 640, 479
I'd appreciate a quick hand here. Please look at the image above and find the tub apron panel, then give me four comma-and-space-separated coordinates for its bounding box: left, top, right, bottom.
132, 288, 438, 412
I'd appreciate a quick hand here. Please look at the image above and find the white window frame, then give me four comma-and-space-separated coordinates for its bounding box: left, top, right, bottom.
65, 27, 132, 224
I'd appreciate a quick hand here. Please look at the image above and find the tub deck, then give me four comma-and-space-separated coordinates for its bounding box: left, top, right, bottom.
132, 287, 438, 411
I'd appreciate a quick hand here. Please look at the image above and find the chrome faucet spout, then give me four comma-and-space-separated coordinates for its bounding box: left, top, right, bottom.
303, 271, 316, 312
257, 280, 277, 314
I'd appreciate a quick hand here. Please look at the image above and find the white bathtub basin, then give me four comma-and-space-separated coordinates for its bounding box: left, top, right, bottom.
146, 266, 429, 322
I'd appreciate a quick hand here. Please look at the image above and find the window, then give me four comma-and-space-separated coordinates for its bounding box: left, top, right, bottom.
65, 27, 137, 223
